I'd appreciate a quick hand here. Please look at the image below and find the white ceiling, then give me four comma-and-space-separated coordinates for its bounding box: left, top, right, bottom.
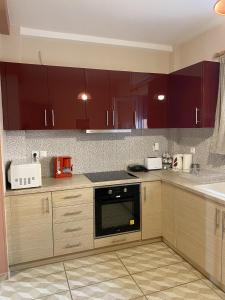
7, 0, 225, 49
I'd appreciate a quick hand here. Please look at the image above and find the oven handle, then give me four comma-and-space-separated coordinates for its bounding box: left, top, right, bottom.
96, 197, 139, 205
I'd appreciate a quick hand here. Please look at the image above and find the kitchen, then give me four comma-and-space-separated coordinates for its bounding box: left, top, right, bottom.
1, 1, 225, 299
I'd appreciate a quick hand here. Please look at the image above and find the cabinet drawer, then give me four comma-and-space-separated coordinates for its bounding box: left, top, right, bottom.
54, 219, 93, 240
54, 234, 93, 256
94, 231, 141, 248
52, 188, 93, 207
53, 204, 93, 223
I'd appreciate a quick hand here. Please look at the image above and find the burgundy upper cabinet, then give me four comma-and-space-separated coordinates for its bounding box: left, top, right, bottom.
85, 69, 111, 129
47, 66, 87, 129
1, 62, 49, 130
169, 61, 219, 128
131, 72, 169, 128
110, 70, 138, 129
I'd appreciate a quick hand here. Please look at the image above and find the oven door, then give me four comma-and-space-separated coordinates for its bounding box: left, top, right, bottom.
95, 196, 140, 237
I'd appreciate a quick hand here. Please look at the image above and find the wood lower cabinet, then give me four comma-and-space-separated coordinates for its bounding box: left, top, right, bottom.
175, 188, 222, 282
162, 183, 176, 247
163, 183, 222, 282
221, 210, 225, 285
141, 181, 162, 240
5, 193, 53, 265
52, 188, 94, 256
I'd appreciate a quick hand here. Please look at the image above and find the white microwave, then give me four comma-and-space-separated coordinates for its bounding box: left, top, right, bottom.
8, 160, 42, 190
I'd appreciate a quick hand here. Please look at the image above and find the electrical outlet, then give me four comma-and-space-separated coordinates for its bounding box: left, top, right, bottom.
32, 151, 40, 160
153, 142, 160, 151
190, 147, 196, 154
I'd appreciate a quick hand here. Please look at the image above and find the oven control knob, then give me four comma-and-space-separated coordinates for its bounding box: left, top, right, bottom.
108, 189, 113, 195
124, 188, 127, 193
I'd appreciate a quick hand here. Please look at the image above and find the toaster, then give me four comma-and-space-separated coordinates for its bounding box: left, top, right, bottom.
8, 160, 42, 190
144, 157, 162, 170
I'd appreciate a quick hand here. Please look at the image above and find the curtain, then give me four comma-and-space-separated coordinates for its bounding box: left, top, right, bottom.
211, 54, 225, 154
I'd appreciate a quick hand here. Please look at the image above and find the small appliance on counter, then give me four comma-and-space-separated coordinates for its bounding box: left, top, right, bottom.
8, 160, 42, 190
144, 157, 162, 170
127, 164, 148, 172
172, 154, 183, 171
162, 153, 173, 170
53, 156, 73, 178
183, 154, 193, 173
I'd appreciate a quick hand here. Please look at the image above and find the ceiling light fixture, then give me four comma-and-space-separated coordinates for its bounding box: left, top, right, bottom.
77, 92, 91, 101
214, 0, 225, 15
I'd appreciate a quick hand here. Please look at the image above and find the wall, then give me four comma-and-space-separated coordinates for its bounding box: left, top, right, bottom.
0, 28, 171, 74
171, 22, 225, 71
5, 129, 168, 178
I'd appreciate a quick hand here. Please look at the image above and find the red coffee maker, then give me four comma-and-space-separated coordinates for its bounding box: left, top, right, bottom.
53, 156, 73, 178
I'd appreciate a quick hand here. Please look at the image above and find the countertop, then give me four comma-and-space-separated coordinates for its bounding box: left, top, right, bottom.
5, 169, 225, 206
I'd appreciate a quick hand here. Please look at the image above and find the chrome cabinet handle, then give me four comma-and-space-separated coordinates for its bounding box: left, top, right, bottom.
63, 194, 82, 200
65, 242, 81, 249
144, 186, 147, 202
63, 211, 82, 216
44, 109, 48, 127
215, 208, 220, 233
45, 198, 50, 213
134, 111, 137, 128
64, 227, 82, 233
112, 110, 115, 127
42, 198, 49, 214
111, 238, 126, 244
195, 107, 200, 125
106, 110, 109, 127
222, 211, 225, 239
52, 109, 55, 127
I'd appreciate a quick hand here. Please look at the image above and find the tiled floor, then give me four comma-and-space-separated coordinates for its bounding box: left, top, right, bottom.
1, 242, 225, 300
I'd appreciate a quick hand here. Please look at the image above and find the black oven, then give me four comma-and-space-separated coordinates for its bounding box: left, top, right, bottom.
95, 184, 140, 237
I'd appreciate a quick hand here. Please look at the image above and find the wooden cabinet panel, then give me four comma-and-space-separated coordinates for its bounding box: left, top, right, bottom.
142, 181, 162, 240
52, 188, 93, 207
94, 231, 141, 248
5, 193, 53, 265
1, 62, 49, 130
85, 69, 111, 129
47, 66, 87, 129
54, 234, 93, 256
221, 211, 225, 285
174, 187, 222, 281
169, 61, 219, 128
162, 183, 176, 247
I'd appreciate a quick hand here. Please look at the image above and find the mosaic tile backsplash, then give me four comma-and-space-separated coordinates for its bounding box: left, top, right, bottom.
4, 129, 168, 177
5, 128, 225, 178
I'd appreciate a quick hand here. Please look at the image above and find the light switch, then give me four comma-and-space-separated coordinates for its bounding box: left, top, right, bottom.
153, 142, 160, 151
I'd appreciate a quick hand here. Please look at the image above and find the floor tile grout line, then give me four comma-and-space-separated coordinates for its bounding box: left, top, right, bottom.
129, 263, 201, 296
69, 274, 137, 292
143, 278, 204, 297
117, 252, 145, 297
63, 262, 73, 300
200, 278, 225, 300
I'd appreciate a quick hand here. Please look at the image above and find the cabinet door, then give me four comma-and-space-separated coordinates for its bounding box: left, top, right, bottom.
221, 210, 225, 285
162, 183, 176, 247
110, 71, 137, 129
85, 69, 111, 129
2, 62, 49, 130
47, 66, 87, 129
5, 193, 53, 265
142, 181, 162, 240
169, 63, 202, 128
175, 187, 222, 281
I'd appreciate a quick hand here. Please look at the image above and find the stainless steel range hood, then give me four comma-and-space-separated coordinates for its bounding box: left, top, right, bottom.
86, 129, 132, 133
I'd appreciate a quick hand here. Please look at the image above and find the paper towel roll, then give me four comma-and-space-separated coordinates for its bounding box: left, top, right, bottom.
183, 154, 193, 172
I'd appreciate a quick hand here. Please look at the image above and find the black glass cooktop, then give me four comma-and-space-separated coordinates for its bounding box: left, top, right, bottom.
85, 171, 138, 183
